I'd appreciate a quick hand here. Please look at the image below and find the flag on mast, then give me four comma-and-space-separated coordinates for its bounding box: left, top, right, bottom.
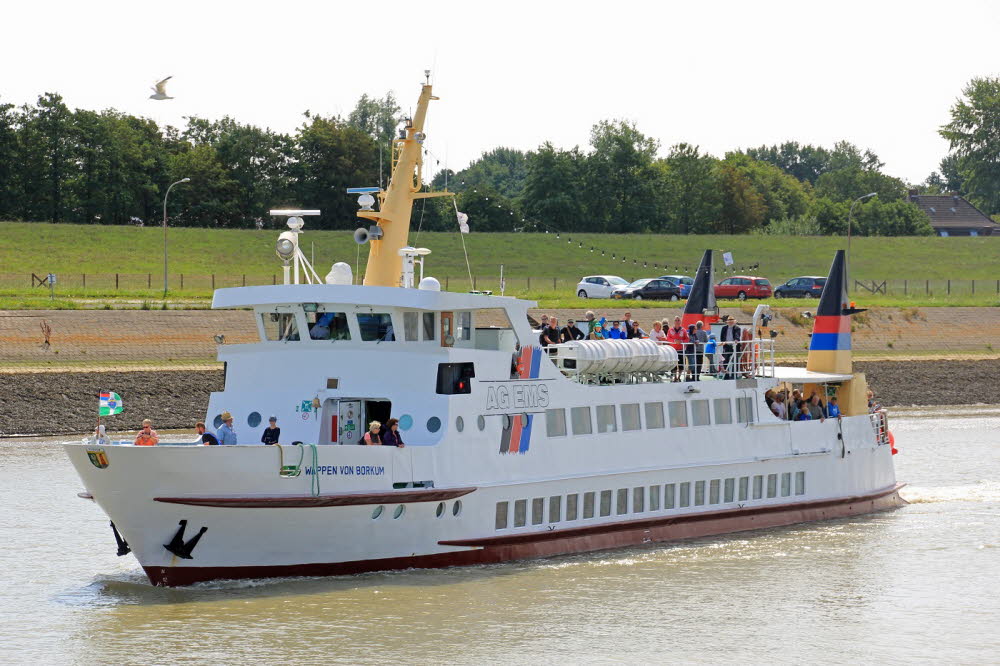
99, 392, 123, 416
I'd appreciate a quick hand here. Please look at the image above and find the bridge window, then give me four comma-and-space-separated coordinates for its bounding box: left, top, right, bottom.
546, 408, 567, 437
691, 400, 711, 426
669, 401, 688, 428
357, 313, 394, 341
422, 312, 436, 340
737, 397, 754, 424
457, 311, 472, 341
645, 402, 665, 429
261, 312, 299, 342
571, 407, 592, 435
714, 399, 733, 425
307, 310, 350, 341
403, 312, 418, 341
596, 405, 617, 433
621, 403, 641, 431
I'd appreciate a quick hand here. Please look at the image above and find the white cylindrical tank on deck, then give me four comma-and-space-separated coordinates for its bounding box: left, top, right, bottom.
553, 339, 677, 374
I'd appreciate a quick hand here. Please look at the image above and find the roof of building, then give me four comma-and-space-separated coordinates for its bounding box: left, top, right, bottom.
908, 192, 1000, 230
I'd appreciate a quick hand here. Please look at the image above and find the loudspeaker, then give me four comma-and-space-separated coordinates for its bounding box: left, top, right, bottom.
353, 227, 369, 244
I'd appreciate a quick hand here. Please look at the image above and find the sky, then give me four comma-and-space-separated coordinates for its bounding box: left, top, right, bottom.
3, 0, 999, 185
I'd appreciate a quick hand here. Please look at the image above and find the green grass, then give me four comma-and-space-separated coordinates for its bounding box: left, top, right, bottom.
1, 221, 998, 308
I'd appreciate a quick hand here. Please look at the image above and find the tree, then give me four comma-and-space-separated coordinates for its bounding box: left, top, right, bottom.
814, 166, 906, 203
660, 143, 720, 234
167, 144, 238, 227
814, 197, 932, 236
451, 147, 530, 201
744, 141, 831, 184
0, 98, 17, 219
940, 76, 1000, 214
585, 120, 663, 232
455, 186, 519, 232
521, 142, 586, 232
717, 162, 766, 233
347, 92, 401, 148
16, 93, 75, 222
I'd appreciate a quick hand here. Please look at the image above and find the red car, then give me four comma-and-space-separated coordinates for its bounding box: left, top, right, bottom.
714, 276, 772, 300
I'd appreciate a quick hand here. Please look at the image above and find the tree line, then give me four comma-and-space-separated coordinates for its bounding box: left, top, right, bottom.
2, 77, 999, 235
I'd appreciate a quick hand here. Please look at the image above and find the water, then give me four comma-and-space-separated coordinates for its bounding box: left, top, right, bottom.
1, 408, 998, 664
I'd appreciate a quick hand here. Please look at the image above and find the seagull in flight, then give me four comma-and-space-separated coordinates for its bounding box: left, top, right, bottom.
149, 76, 174, 100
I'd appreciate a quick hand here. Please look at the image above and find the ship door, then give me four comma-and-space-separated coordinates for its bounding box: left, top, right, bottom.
338, 400, 363, 445
441, 311, 455, 347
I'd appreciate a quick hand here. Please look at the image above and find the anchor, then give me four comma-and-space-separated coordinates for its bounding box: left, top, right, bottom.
110, 521, 131, 556
163, 519, 208, 559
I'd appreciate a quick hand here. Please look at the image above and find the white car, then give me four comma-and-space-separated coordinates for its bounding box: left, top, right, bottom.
576, 275, 629, 299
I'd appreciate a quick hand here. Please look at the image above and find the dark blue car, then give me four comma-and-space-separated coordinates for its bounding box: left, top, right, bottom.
774, 276, 826, 298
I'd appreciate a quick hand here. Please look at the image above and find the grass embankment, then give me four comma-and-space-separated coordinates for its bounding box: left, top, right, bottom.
1, 221, 998, 308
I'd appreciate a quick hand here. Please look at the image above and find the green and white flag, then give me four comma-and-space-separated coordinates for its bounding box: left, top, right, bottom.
99, 392, 123, 416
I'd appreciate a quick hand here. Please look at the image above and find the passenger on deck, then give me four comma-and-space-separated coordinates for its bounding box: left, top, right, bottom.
607, 321, 626, 339
705, 334, 718, 375
622, 312, 637, 339
217, 412, 238, 445
666, 317, 689, 381
561, 318, 584, 343
719, 315, 741, 380
867, 389, 882, 413
538, 314, 549, 332
788, 390, 802, 420
362, 420, 382, 445
260, 416, 280, 445
196, 421, 219, 445
795, 401, 812, 421
539, 317, 560, 347
94, 424, 108, 446
684, 324, 698, 380
765, 389, 775, 410
382, 418, 405, 448
807, 394, 826, 421
649, 320, 668, 343
827, 396, 841, 418
694, 321, 708, 379
134, 419, 159, 446
771, 391, 787, 419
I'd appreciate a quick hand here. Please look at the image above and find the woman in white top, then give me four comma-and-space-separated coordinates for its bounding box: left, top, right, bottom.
649, 320, 668, 343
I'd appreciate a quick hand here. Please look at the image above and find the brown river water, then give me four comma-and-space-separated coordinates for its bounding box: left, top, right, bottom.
1, 407, 998, 664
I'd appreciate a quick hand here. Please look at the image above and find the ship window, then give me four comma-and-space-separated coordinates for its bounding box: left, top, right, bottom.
616, 488, 628, 515
668, 401, 688, 428
767, 474, 777, 498
691, 400, 711, 426
371, 505, 384, 520
709, 479, 720, 504
678, 482, 690, 508
422, 312, 436, 340
546, 408, 567, 438
532, 497, 544, 525
694, 481, 706, 506
357, 313, 394, 341
600, 490, 612, 517
477, 415, 486, 431
795, 471, 806, 495
455, 416, 464, 432
596, 405, 617, 433
435, 502, 445, 518
644, 402, 665, 429
583, 492, 595, 519
403, 311, 418, 341
737, 397, 754, 424
549, 496, 561, 523
566, 494, 579, 521
247, 412, 261, 428
427, 416, 441, 433
753, 475, 763, 499
307, 310, 350, 341
457, 311, 472, 341
571, 407, 593, 435
714, 399, 733, 425
650, 485, 661, 511
781, 472, 792, 497
621, 403, 641, 431
393, 505, 405, 519
724, 478, 735, 503
633, 487, 645, 513
261, 312, 300, 342
453, 500, 462, 517
514, 499, 527, 527
664, 484, 676, 509
739, 476, 750, 501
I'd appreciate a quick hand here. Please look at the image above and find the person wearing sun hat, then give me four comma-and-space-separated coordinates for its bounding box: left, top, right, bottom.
217, 411, 238, 445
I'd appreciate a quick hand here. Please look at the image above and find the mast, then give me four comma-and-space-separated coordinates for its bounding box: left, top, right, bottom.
358, 76, 453, 287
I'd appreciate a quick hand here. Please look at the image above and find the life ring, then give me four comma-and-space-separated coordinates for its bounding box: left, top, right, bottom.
888, 430, 897, 455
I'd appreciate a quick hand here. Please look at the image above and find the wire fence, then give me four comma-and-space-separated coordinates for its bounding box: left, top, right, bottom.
1, 273, 999, 298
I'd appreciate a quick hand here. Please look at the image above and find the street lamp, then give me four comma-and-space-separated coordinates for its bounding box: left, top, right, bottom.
163, 178, 191, 296
847, 192, 877, 290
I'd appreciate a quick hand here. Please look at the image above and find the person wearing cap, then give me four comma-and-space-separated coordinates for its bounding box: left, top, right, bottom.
260, 416, 280, 445
217, 411, 238, 445
561, 317, 584, 343
718, 315, 741, 380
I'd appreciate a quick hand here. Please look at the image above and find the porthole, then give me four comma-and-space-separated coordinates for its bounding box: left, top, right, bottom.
427, 416, 441, 433
456, 416, 464, 432
399, 414, 413, 431
247, 411, 262, 428
502, 414, 511, 430
393, 504, 405, 519
477, 415, 486, 431
435, 502, 445, 518
371, 505, 384, 520
213, 414, 223, 429
519, 413, 528, 427
452, 500, 463, 517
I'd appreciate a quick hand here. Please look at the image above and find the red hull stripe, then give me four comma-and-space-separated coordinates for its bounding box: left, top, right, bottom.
153, 486, 476, 508
142, 484, 906, 587
812, 315, 851, 335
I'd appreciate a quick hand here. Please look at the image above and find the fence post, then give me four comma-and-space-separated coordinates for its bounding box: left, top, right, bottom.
82, 273, 86, 288
212, 274, 215, 290
926, 280, 929, 295
947, 279, 951, 295
972, 279, 975, 295
115, 273, 119, 290
180, 274, 184, 289
527, 276, 531, 289
273, 274, 276, 285
553, 277, 557, 289
445, 276, 449, 291
242, 274, 246, 287
904, 279, 907, 296
473, 276, 477, 290
147, 273, 151, 288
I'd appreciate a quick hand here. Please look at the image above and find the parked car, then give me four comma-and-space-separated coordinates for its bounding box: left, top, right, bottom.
611, 278, 682, 301
658, 274, 694, 298
774, 276, 826, 298
714, 276, 772, 300
576, 275, 629, 299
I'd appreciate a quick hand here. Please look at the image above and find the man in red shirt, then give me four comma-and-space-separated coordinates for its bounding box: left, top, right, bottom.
665, 316, 689, 381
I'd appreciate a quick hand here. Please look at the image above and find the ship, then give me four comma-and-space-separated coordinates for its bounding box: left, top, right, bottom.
64, 77, 904, 586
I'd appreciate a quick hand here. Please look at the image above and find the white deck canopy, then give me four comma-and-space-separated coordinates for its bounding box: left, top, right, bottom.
212, 284, 531, 311
772, 366, 854, 384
